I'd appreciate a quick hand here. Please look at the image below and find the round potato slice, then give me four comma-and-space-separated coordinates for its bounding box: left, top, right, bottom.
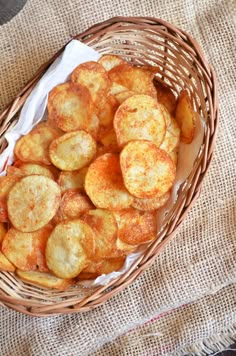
98, 55, 126, 72
113, 209, 157, 245
2, 225, 53, 271
114, 94, 166, 148
47, 82, 96, 133
0, 176, 19, 222
16, 270, 74, 290
7, 163, 54, 180
110, 82, 128, 96
109, 63, 157, 98
116, 238, 138, 254
49, 131, 96, 171
175, 90, 196, 144
0, 251, 15, 272
132, 190, 171, 211
154, 79, 177, 115
14, 124, 61, 165
85, 153, 133, 209
58, 167, 88, 193
115, 90, 136, 104
46, 220, 95, 278
7, 175, 61, 232
71, 61, 111, 107
160, 115, 180, 154
98, 128, 120, 153
81, 209, 117, 259
120, 141, 176, 198
61, 190, 94, 219
78, 257, 125, 280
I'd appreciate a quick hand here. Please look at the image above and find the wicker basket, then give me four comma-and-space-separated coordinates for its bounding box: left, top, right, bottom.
0, 17, 218, 316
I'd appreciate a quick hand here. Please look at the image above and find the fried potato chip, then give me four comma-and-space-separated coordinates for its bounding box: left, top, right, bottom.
110, 82, 128, 95
16, 270, 74, 290
98, 55, 126, 71
0, 251, 15, 272
97, 94, 119, 127
154, 79, 177, 115
58, 167, 88, 193
0, 222, 6, 244
78, 257, 125, 280
7, 163, 54, 180
113, 208, 157, 245
7, 175, 61, 232
0, 176, 19, 222
61, 190, 94, 219
71, 61, 111, 107
46, 220, 95, 278
115, 90, 136, 104
109, 63, 157, 98
160, 115, 180, 154
132, 190, 171, 211
85, 153, 133, 209
2, 225, 53, 271
14, 124, 61, 165
114, 94, 166, 148
49, 131, 96, 171
120, 141, 176, 198
47, 82, 97, 134
81, 209, 117, 259
175, 90, 196, 144
169, 148, 178, 166
116, 238, 138, 254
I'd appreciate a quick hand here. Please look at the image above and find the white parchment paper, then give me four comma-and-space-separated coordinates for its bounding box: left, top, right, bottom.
0, 39, 205, 286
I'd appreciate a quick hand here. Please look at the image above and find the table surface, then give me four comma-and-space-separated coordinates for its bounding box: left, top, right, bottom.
0, 1, 235, 355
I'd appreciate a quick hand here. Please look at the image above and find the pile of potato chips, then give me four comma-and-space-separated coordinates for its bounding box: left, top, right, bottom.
0, 55, 196, 290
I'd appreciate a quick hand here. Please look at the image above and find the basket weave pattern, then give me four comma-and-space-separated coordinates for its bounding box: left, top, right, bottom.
0, 17, 218, 316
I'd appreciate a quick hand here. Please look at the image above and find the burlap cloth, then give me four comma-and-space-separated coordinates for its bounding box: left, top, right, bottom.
0, 1, 235, 355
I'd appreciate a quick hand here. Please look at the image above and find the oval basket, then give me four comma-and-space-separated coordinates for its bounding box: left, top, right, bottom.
0, 17, 218, 316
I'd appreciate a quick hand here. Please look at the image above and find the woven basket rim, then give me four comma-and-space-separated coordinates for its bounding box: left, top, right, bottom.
0, 16, 218, 317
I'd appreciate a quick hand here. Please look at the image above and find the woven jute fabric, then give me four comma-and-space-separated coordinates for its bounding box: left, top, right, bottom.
0, 0, 235, 355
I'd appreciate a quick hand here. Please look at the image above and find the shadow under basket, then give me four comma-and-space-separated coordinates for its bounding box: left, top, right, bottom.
0, 17, 218, 316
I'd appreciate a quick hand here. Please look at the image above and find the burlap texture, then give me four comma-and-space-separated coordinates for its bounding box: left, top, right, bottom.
0, 0, 235, 355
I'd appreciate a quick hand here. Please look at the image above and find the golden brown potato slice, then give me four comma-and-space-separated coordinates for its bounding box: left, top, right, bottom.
154, 79, 177, 115
7, 163, 54, 180
116, 238, 138, 254
46, 220, 95, 278
169, 148, 178, 166
109, 63, 157, 98
81, 209, 117, 259
98, 128, 120, 153
7, 175, 61, 232
58, 167, 88, 193
71, 61, 111, 107
98, 55, 126, 71
0, 222, 6, 244
0, 251, 15, 272
97, 94, 119, 127
85, 153, 133, 209
114, 95, 166, 148
0, 176, 19, 222
113, 208, 157, 245
175, 90, 196, 144
160, 115, 180, 154
120, 141, 176, 198
115, 90, 136, 104
47, 82, 97, 135
132, 190, 170, 211
16, 270, 74, 290
2, 225, 53, 271
49, 131, 96, 171
61, 190, 94, 219
14, 124, 61, 165
78, 257, 125, 280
